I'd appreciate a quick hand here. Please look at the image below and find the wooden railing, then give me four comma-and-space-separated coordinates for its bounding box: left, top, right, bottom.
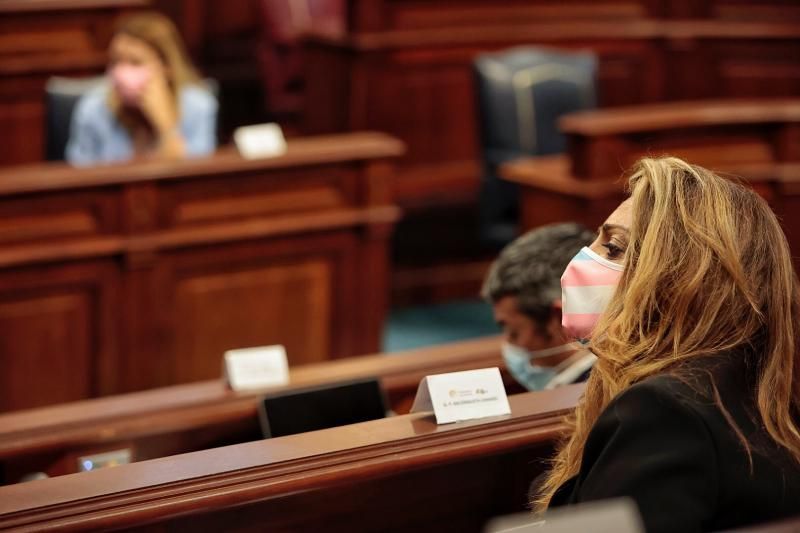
0, 336, 514, 483
0, 386, 582, 532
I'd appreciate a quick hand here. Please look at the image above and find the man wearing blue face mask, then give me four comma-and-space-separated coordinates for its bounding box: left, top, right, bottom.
482, 223, 597, 391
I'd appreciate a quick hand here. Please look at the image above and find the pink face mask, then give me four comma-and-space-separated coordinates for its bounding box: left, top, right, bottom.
561, 246, 624, 341
110, 64, 152, 106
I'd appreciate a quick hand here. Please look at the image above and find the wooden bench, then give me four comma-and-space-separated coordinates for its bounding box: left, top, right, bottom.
0, 132, 403, 412
0, 385, 581, 532
0, 336, 520, 484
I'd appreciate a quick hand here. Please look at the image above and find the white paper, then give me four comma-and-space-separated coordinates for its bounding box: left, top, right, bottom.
233, 123, 287, 160
224, 345, 290, 391
410, 367, 511, 424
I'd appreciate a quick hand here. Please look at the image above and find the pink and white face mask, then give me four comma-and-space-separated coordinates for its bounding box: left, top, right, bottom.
110, 64, 152, 106
560, 246, 624, 341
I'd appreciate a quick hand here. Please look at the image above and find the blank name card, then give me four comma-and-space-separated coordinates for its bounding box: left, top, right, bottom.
223, 345, 290, 391
233, 123, 287, 159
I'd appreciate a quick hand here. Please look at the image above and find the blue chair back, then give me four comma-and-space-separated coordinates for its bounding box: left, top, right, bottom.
474, 47, 597, 247
44, 76, 106, 162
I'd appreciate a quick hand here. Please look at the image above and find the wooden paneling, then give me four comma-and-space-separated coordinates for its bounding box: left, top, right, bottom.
171, 251, 333, 375
159, 164, 357, 227
593, 42, 664, 106
350, 0, 650, 32
366, 63, 481, 206
0, 133, 403, 411
711, 0, 800, 22
152, 0, 269, 141
0, 293, 92, 410
0, 386, 581, 531
153, 450, 543, 532
710, 41, 800, 99
0, 102, 44, 167
0, 261, 120, 410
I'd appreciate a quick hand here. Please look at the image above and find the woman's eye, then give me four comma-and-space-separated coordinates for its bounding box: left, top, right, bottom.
601, 242, 624, 259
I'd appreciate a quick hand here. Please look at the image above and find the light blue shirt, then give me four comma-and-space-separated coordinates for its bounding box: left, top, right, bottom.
66, 83, 218, 165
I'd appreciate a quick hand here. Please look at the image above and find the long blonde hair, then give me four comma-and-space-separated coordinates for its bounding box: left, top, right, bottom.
535, 157, 800, 510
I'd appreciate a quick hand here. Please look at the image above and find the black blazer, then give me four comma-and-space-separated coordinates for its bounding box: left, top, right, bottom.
548, 353, 800, 533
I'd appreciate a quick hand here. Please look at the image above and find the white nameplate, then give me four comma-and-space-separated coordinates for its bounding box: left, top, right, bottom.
410, 367, 511, 424
233, 123, 287, 159
223, 345, 289, 391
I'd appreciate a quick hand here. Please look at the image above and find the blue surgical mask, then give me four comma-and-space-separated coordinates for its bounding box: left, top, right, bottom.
501, 342, 577, 391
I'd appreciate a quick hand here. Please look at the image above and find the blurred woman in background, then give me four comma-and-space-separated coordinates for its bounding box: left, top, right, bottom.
536, 157, 800, 532
67, 11, 217, 165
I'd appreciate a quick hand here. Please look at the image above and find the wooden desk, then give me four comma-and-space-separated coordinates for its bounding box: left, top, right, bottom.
0, 132, 403, 412
559, 99, 800, 181
502, 155, 626, 233
0, 336, 517, 483
501, 100, 800, 250
0, 385, 582, 532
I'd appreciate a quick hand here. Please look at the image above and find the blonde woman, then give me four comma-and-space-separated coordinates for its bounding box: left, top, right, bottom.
538, 158, 800, 532
67, 12, 217, 164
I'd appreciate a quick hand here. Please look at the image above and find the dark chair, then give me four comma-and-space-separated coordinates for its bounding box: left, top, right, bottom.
44, 76, 106, 161
474, 47, 597, 249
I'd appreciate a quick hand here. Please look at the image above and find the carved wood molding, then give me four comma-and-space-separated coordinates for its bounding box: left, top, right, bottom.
306, 20, 800, 52
0, 1, 149, 13
0, 133, 406, 197
559, 99, 800, 136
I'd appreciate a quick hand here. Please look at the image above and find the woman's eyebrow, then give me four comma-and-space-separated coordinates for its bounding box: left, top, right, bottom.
603, 223, 630, 234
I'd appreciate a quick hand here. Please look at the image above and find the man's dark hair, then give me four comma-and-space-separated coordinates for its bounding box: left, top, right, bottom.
481, 222, 595, 323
